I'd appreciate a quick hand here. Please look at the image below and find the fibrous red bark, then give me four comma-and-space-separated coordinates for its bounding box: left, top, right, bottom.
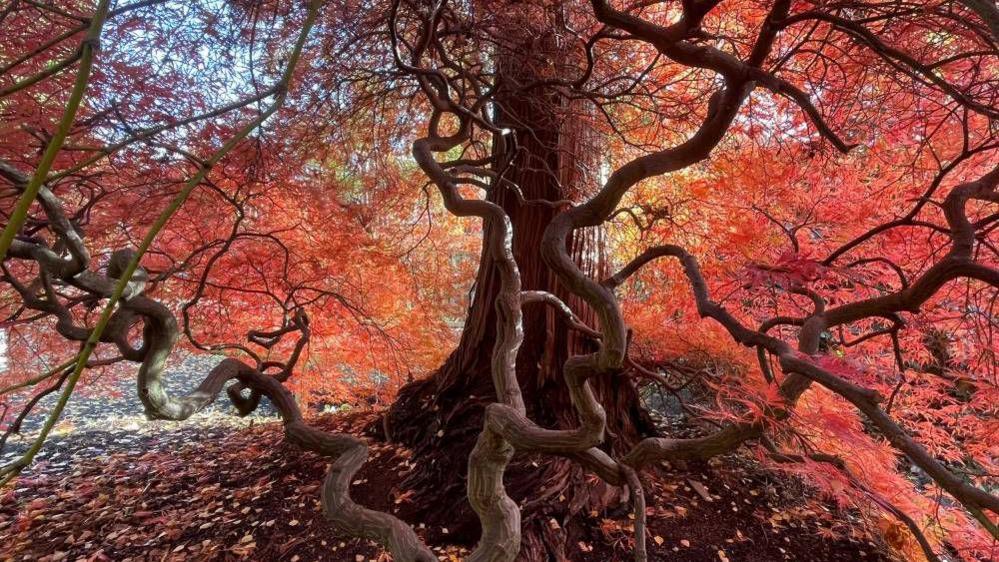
384, 42, 656, 558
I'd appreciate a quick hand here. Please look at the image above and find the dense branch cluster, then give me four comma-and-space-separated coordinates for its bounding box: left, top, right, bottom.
385, 0, 998, 560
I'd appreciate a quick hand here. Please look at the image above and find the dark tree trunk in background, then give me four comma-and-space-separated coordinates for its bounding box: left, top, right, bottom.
383, 40, 656, 561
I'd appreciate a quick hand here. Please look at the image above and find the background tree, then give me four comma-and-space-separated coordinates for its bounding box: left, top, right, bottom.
1, 1, 998, 562
384, 7, 659, 554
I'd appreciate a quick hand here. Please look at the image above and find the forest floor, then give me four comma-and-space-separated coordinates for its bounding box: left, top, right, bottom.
0, 365, 894, 562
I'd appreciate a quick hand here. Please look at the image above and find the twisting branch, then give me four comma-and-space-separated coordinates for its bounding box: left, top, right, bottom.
395, 1, 654, 559
603, 165, 999, 533
392, 0, 999, 558
0, 2, 443, 556
521, 290, 601, 339
1, 0, 324, 483
0, 0, 112, 262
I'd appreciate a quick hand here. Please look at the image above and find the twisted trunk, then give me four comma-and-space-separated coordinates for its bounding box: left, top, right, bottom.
384, 66, 656, 559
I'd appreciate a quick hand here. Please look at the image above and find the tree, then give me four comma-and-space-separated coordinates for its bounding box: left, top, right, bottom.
384, 10, 658, 555
1, 1, 998, 562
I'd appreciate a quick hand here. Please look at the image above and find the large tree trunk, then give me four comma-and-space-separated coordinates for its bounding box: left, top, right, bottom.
383, 45, 657, 561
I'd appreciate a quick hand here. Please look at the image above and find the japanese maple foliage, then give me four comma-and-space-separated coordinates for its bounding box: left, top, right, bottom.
1, 0, 998, 561
616, 134, 998, 559
0, 0, 474, 407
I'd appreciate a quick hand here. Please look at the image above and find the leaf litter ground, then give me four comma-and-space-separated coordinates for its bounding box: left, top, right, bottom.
1, 361, 892, 561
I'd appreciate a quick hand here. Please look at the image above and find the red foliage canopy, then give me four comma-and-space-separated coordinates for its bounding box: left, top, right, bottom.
1, 0, 997, 560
